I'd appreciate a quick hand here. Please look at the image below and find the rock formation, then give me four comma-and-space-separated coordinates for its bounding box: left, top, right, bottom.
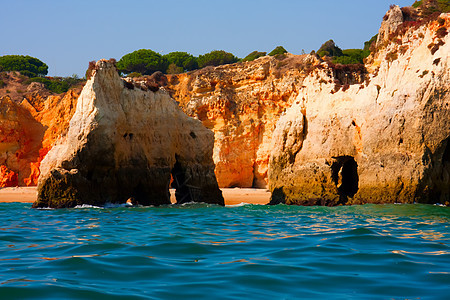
166, 55, 318, 188
377, 5, 404, 46
0, 95, 46, 185
269, 13, 450, 205
33, 59, 223, 208
0, 70, 80, 187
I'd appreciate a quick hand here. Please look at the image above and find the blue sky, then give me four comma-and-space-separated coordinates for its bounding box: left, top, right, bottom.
1, 0, 414, 77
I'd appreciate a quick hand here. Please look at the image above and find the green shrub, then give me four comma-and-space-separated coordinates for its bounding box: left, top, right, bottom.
166, 63, 184, 74
0, 55, 48, 77
333, 56, 361, 65
116, 49, 169, 75
317, 40, 343, 57
197, 50, 239, 68
243, 51, 266, 62
19, 70, 37, 77
29, 74, 82, 94
163, 52, 198, 72
318, 39, 370, 65
334, 49, 370, 64
268, 46, 287, 56
0, 79, 5, 88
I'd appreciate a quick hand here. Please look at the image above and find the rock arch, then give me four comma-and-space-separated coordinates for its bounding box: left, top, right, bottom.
33, 60, 223, 208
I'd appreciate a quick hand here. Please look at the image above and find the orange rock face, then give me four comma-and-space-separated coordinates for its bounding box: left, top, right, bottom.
167, 54, 319, 188
0, 95, 43, 186
23, 89, 79, 152
0, 86, 79, 186
0, 165, 18, 187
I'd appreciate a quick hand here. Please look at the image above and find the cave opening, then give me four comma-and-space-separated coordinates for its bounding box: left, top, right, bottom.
331, 156, 359, 204
131, 182, 147, 205
170, 155, 193, 204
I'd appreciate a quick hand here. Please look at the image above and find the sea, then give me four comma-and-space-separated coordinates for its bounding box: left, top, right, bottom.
0, 202, 448, 299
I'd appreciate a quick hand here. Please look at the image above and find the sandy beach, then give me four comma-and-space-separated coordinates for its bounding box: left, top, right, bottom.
0, 187, 270, 206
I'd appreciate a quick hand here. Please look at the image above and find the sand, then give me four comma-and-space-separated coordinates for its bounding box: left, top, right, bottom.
0, 187, 38, 203
0, 187, 270, 206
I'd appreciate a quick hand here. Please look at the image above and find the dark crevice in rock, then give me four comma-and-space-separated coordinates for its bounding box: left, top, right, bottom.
123, 80, 135, 90
268, 187, 286, 205
302, 112, 308, 142
331, 156, 359, 204
251, 162, 257, 188
170, 155, 192, 204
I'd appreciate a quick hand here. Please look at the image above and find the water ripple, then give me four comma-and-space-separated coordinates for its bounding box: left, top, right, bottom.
0, 203, 448, 299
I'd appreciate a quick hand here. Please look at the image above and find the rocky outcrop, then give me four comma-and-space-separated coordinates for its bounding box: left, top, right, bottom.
167, 54, 318, 188
0, 88, 79, 187
269, 14, 450, 205
33, 60, 223, 208
377, 5, 404, 46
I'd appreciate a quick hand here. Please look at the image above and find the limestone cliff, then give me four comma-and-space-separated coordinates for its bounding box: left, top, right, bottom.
166, 55, 319, 188
0, 89, 78, 187
269, 13, 450, 205
33, 60, 223, 208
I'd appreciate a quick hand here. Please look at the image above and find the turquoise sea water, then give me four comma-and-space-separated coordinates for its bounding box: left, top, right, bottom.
0, 202, 449, 299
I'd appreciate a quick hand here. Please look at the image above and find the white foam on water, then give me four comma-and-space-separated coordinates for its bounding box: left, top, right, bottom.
226, 202, 250, 207
74, 204, 103, 209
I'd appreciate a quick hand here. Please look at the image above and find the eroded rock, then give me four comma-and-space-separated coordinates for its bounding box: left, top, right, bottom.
377, 5, 404, 46
166, 54, 320, 188
33, 59, 223, 208
0, 95, 46, 185
269, 14, 450, 205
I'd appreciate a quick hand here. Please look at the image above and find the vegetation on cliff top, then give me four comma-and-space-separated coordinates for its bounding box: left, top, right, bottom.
27, 75, 83, 94
0, 55, 84, 94
413, 0, 450, 13
197, 50, 239, 68
116, 49, 169, 76
268, 46, 288, 56
242, 51, 266, 62
0, 55, 48, 77
317, 39, 370, 65
116, 49, 240, 75
164, 51, 198, 74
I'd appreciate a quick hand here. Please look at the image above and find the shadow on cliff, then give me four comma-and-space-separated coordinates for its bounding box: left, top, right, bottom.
416, 137, 450, 204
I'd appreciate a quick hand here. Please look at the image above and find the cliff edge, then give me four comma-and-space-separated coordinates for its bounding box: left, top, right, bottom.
269, 12, 450, 205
